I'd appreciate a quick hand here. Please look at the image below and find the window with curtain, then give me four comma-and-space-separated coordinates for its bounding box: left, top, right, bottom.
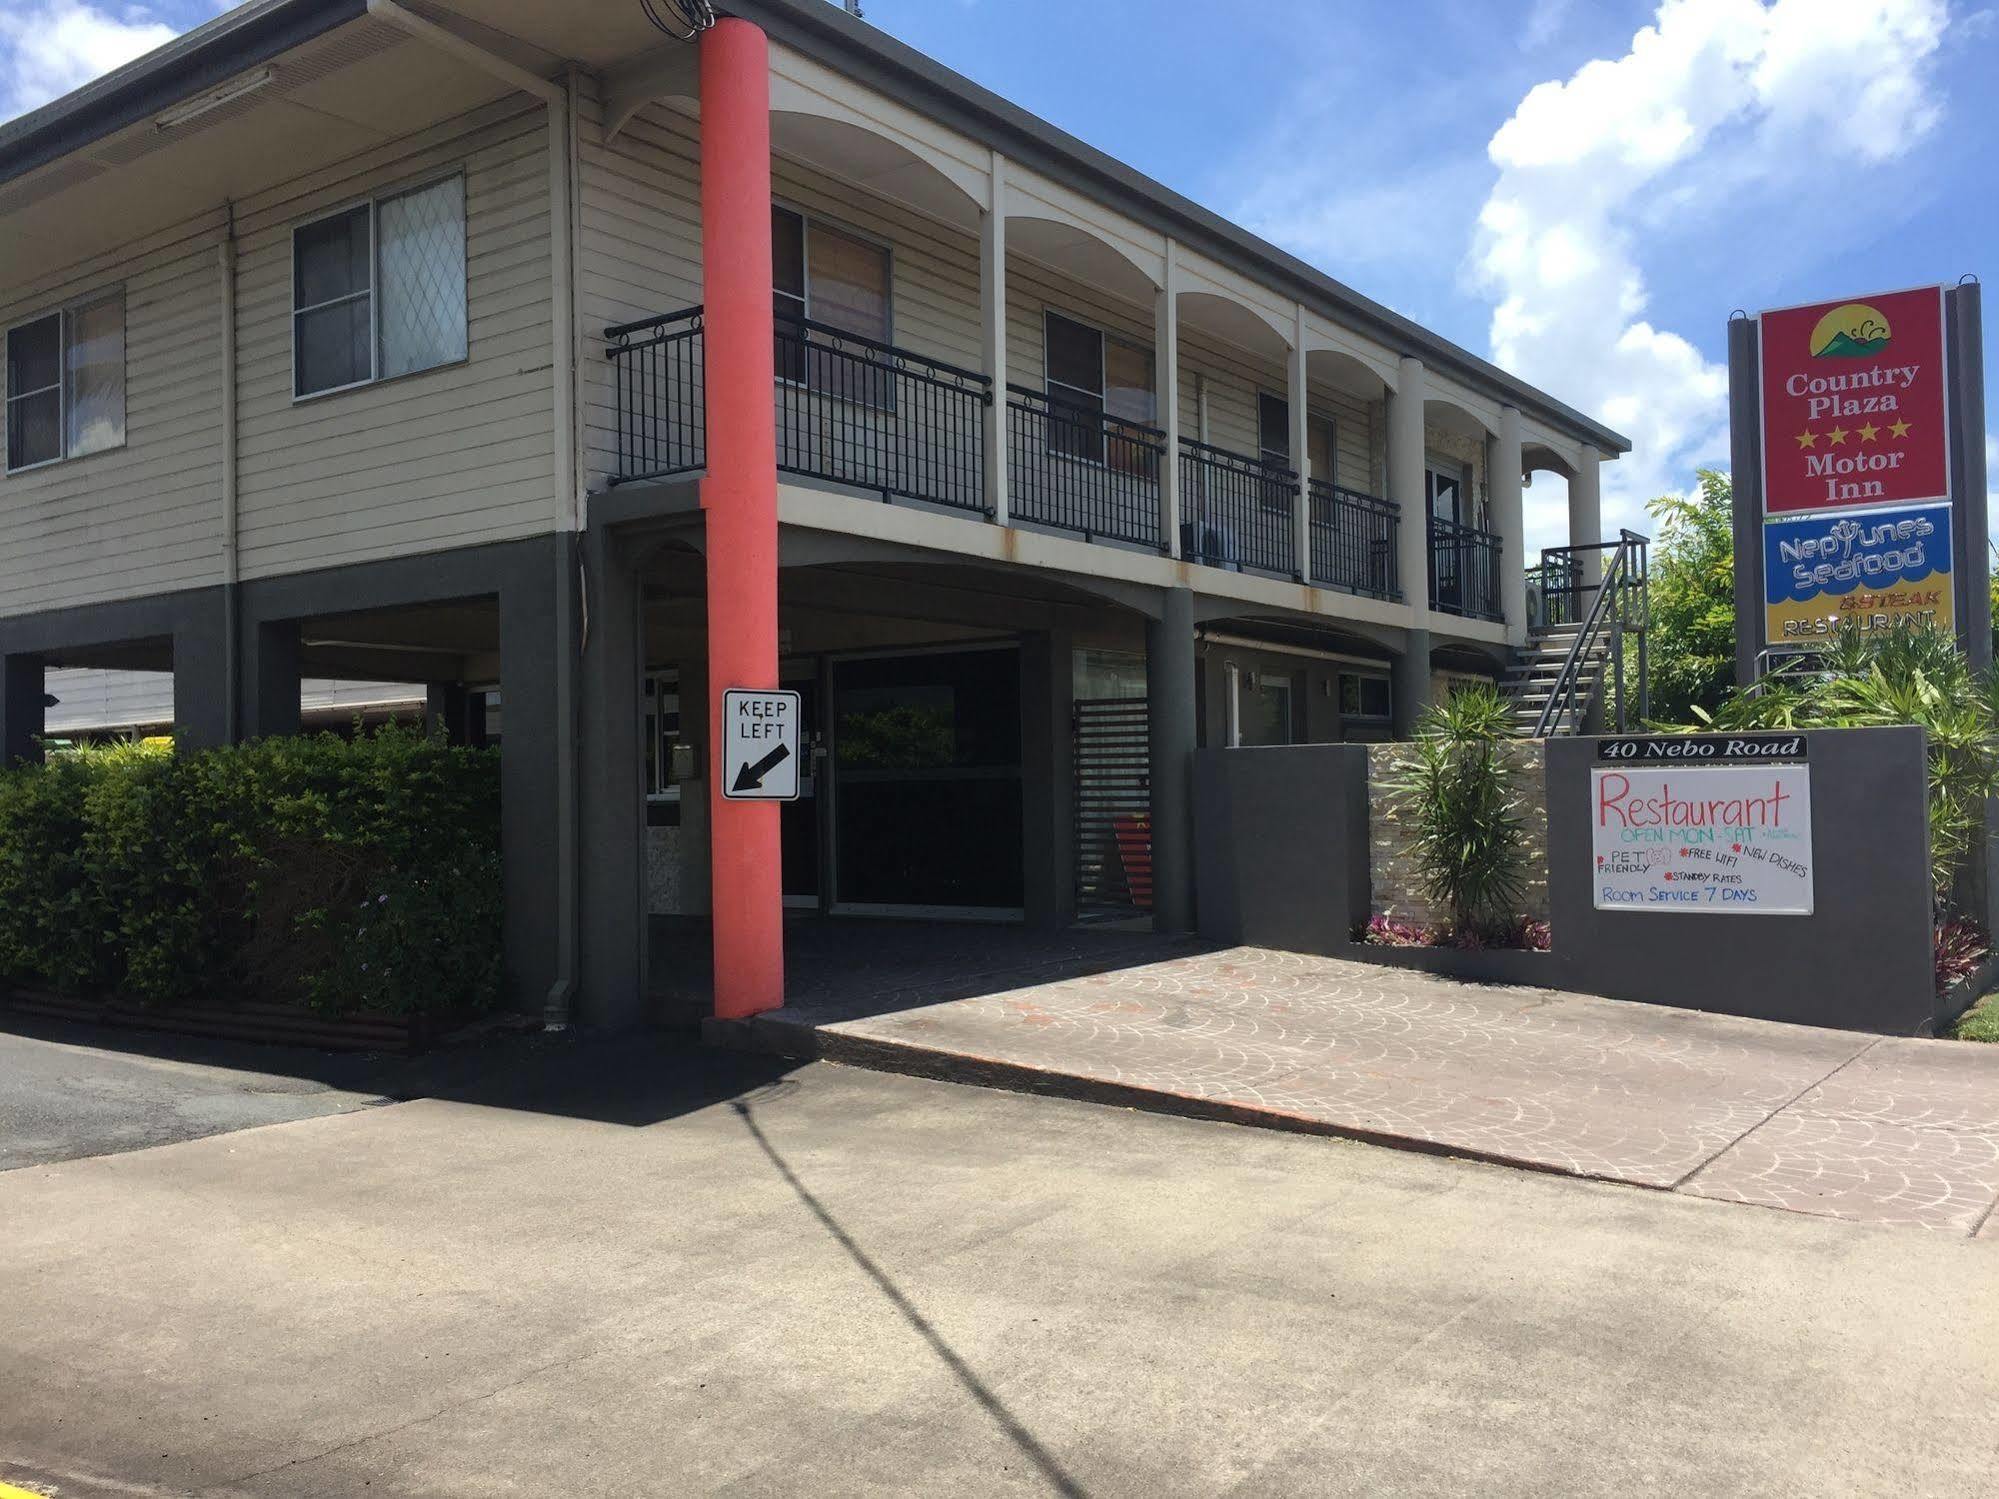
1045, 310, 1153, 468
293, 175, 466, 398
1258, 394, 1336, 480
6, 289, 125, 474
771, 206, 892, 401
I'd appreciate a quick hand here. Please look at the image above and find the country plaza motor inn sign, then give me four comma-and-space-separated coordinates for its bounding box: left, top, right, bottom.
1758, 286, 1955, 642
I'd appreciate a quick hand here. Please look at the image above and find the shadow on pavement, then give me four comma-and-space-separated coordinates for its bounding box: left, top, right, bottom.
0, 1009, 802, 1130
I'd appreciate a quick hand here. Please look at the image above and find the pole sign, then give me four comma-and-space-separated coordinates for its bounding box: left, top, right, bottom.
1759, 286, 1951, 516
721, 688, 801, 801
1591, 764, 1815, 915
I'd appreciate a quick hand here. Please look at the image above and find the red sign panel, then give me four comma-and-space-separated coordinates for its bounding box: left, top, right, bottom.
1759, 286, 1951, 516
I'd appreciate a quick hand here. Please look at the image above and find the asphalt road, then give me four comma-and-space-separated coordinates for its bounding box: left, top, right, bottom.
0, 1022, 389, 1171
1, 1029, 1994, 1498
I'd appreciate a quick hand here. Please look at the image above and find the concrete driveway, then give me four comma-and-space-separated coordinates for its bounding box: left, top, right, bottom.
1, 1032, 1994, 1498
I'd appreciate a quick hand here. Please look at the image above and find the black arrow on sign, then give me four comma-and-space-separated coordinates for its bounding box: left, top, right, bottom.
731, 741, 792, 794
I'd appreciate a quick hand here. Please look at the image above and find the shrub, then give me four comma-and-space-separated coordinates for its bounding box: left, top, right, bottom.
0, 726, 501, 1017
1383, 684, 1529, 940
1691, 619, 1999, 913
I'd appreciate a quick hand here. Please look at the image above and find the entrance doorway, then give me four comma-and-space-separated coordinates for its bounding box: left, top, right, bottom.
827, 643, 1024, 918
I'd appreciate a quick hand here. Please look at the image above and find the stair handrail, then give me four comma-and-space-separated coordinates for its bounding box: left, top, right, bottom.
1531, 529, 1648, 739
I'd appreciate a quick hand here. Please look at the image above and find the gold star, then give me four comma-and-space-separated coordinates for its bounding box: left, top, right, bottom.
1827, 426, 1850, 445
1857, 421, 1880, 443
1795, 430, 1818, 449
1889, 418, 1912, 439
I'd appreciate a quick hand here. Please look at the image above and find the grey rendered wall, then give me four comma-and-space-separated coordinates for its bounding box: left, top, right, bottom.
1193, 744, 1369, 953
1543, 728, 1935, 1034
1192, 727, 1938, 1035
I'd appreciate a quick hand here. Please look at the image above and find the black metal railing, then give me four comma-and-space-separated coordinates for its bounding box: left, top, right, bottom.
1428, 515, 1502, 621
774, 314, 990, 514
1308, 478, 1399, 600
604, 306, 993, 515
1179, 438, 1297, 577
606, 305, 706, 483
1006, 387, 1165, 549
1534, 529, 1650, 735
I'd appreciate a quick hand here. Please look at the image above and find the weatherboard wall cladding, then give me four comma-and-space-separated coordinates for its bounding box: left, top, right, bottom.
0, 214, 229, 620
231, 97, 556, 582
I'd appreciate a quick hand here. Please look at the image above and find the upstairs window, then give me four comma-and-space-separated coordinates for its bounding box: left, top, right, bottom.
1044, 310, 1154, 467
771, 206, 892, 392
1257, 394, 1336, 480
6, 289, 126, 474
293, 175, 466, 399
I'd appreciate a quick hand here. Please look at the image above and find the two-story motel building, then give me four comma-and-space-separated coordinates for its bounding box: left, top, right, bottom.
0, 0, 1628, 1027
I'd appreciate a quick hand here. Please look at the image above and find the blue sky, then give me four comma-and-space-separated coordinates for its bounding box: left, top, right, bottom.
4, 0, 1997, 549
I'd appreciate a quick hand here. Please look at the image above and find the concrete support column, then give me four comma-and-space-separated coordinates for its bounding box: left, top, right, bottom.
172, 609, 231, 753
577, 524, 647, 1029
1494, 405, 1527, 645
426, 683, 470, 744
1146, 586, 1196, 932
1, 653, 46, 767
499, 553, 562, 1017
243, 620, 301, 740
981, 151, 1009, 525
1571, 443, 1604, 588
1388, 357, 1433, 731
1019, 629, 1073, 930
1154, 242, 1181, 557
699, 19, 783, 1019
1289, 306, 1310, 582
1391, 633, 1432, 739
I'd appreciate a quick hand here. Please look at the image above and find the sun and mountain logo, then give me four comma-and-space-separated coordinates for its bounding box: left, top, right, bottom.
1809, 303, 1891, 359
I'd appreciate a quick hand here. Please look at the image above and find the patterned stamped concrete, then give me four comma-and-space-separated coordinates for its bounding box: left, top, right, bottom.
734, 945, 1999, 1236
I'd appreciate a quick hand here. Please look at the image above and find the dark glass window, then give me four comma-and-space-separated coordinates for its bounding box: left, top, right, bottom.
294, 205, 373, 396
5, 313, 61, 471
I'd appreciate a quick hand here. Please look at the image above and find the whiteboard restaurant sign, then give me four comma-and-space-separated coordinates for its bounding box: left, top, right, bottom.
1590, 756, 1815, 916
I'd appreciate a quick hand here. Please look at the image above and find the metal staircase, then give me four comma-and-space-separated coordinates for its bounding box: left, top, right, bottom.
1509, 531, 1650, 737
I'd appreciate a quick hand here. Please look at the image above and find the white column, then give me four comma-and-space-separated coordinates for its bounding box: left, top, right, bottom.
1389, 356, 1429, 612
1571, 442, 1603, 586
1290, 304, 1310, 582
1495, 405, 1527, 644
981, 151, 1009, 525
1155, 240, 1181, 557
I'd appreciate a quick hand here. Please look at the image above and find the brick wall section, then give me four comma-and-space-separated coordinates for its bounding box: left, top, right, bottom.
1365, 741, 1550, 930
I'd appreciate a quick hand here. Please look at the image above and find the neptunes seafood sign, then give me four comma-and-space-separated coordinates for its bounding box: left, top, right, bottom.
1759, 287, 1951, 516
1591, 765, 1814, 915
1763, 502, 1954, 641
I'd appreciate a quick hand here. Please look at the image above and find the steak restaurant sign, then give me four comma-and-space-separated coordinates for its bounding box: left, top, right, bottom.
1591, 766, 1814, 915
1759, 286, 1951, 516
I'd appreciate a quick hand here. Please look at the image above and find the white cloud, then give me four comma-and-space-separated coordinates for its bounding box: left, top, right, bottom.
1473, 0, 1949, 549
0, 2, 175, 123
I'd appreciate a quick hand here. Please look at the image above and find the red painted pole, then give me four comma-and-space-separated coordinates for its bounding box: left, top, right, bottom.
700, 19, 783, 1019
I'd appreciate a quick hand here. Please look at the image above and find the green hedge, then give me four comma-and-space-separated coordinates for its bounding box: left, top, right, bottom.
0, 727, 502, 1017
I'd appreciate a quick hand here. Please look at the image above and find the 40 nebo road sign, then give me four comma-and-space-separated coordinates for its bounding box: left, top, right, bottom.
721, 688, 801, 801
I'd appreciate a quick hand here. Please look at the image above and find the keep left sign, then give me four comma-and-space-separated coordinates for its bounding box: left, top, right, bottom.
722, 688, 801, 801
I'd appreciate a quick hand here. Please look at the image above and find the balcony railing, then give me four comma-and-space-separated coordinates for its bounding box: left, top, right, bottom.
775, 314, 991, 514
1006, 387, 1165, 550
1429, 515, 1503, 621
1308, 478, 1399, 600
604, 307, 992, 514
606, 305, 707, 483
1179, 438, 1297, 578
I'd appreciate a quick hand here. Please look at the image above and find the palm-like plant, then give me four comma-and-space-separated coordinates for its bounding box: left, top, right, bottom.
1386, 684, 1527, 938
1696, 620, 1999, 909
